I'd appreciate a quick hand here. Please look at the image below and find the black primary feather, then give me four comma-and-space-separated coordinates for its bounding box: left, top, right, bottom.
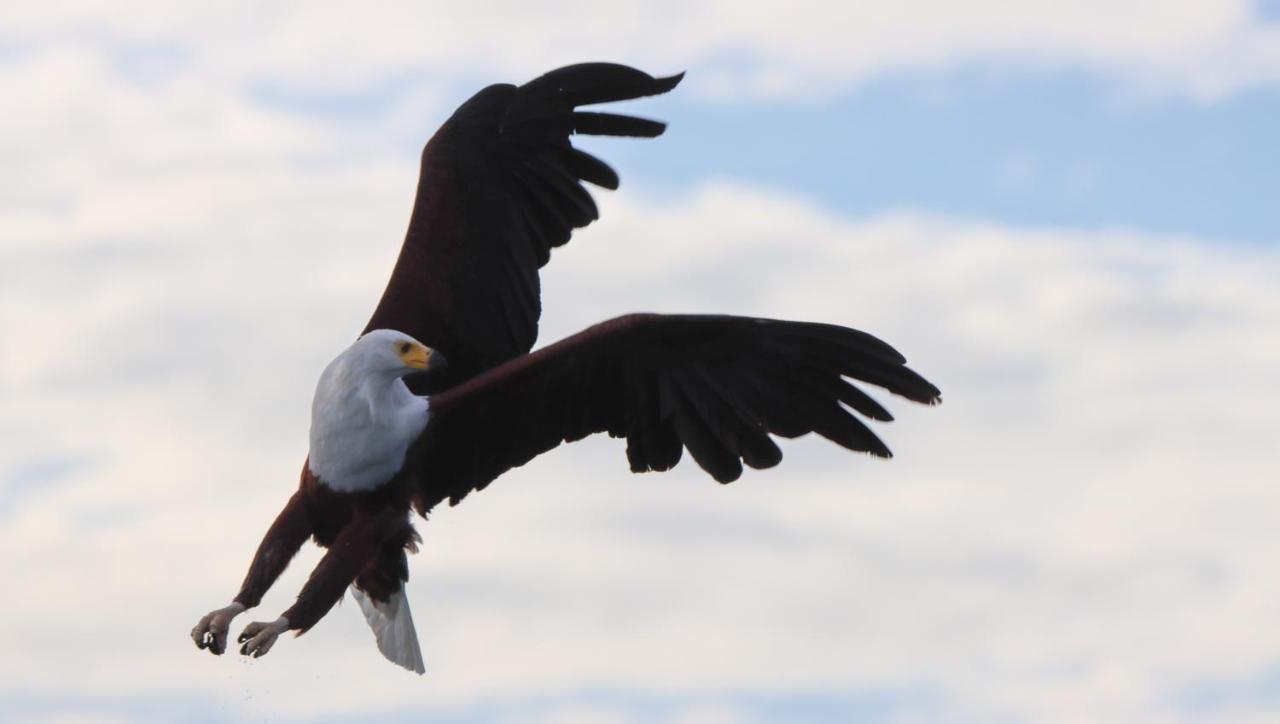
362, 64, 683, 391
411, 314, 940, 513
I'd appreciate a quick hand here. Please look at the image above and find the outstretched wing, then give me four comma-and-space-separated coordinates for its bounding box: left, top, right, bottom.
363, 63, 683, 387
410, 314, 941, 512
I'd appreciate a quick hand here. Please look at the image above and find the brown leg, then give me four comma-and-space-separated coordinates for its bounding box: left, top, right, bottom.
191, 487, 312, 655
236, 507, 406, 658
233, 488, 313, 609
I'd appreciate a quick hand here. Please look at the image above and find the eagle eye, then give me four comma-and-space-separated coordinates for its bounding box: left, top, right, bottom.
399, 342, 412, 355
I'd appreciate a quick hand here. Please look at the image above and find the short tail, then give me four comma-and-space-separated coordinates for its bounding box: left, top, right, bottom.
350, 585, 425, 674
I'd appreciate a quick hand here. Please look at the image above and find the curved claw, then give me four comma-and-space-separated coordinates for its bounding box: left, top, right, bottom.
238, 617, 291, 659
191, 602, 246, 656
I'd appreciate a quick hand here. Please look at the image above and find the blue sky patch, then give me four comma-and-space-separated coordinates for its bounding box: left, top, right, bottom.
253, 65, 1280, 244
0, 454, 95, 517
585, 70, 1280, 244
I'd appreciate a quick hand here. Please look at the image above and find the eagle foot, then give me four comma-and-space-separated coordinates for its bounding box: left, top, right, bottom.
191, 602, 246, 655
238, 617, 290, 658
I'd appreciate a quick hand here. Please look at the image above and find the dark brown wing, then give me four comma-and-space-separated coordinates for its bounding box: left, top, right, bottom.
362, 63, 683, 388
409, 314, 941, 512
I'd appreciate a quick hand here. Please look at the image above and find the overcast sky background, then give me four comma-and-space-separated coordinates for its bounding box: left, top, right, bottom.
2, 2, 1279, 723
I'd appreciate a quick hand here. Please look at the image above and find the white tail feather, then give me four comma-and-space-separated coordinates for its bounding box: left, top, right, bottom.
350, 585, 425, 674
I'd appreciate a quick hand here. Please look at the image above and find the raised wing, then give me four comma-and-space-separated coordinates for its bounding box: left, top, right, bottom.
363, 63, 683, 388
410, 314, 941, 512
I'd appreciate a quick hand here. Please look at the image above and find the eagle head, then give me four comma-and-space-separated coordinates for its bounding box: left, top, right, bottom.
349, 329, 448, 379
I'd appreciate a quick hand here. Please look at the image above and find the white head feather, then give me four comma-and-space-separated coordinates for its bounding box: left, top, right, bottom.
307, 329, 438, 493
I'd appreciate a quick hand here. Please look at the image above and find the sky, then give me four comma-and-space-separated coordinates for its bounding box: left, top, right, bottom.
1, 2, 1279, 723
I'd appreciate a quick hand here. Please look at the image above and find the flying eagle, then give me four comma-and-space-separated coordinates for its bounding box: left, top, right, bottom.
191, 63, 941, 674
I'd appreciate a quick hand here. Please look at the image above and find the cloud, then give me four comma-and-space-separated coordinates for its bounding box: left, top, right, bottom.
3, 2, 1280, 102
2, 13, 1279, 722
3, 160, 1279, 721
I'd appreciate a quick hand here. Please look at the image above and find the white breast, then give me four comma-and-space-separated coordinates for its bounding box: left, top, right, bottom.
307, 354, 430, 493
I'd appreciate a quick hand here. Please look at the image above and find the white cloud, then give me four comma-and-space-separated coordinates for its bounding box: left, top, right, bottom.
3, 151, 1279, 722
4, 1, 1280, 101
2, 15, 1279, 723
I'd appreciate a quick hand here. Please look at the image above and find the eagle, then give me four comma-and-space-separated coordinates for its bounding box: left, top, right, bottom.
191, 63, 941, 674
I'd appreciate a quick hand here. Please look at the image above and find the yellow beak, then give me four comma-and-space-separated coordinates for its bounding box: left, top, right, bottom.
402, 345, 432, 370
